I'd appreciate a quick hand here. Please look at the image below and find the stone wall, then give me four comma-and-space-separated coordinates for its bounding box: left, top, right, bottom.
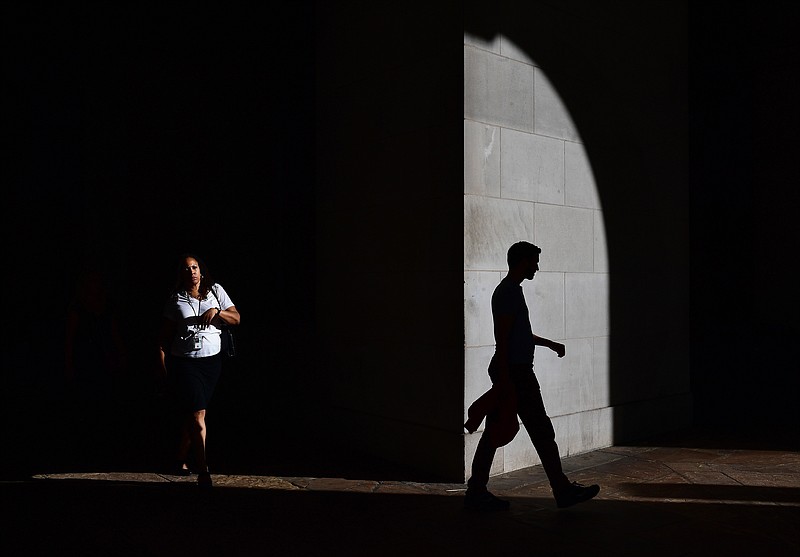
314, 1, 690, 483
464, 34, 611, 478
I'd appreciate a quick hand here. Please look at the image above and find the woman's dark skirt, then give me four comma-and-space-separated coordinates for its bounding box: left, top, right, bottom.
167, 354, 223, 413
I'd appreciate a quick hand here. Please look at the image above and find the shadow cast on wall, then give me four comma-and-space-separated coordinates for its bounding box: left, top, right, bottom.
465, 0, 691, 444
466, 0, 800, 444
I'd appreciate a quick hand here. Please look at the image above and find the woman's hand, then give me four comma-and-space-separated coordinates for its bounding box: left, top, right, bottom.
199, 307, 220, 328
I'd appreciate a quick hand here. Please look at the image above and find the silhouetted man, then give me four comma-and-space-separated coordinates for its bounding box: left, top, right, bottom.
465, 241, 600, 511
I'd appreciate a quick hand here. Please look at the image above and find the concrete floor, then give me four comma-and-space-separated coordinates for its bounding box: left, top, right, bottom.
2, 426, 799, 556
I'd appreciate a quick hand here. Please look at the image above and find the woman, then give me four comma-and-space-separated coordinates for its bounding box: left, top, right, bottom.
158, 254, 240, 488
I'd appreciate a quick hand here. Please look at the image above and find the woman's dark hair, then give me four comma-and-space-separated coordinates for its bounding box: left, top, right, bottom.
507, 241, 541, 268
173, 253, 215, 298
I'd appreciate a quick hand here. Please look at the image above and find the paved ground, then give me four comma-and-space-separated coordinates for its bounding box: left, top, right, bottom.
2, 426, 799, 556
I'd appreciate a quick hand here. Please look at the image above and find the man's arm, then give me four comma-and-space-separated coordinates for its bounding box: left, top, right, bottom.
533, 334, 566, 358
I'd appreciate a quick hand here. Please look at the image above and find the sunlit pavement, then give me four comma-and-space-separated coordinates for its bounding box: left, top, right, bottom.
3, 427, 799, 556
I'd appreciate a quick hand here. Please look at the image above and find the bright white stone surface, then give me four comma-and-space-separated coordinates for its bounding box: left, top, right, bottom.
535, 340, 586, 417
534, 204, 594, 272
465, 46, 534, 131
593, 210, 608, 273
566, 407, 613, 456
464, 271, 502, 348
523, 271, 564, 341
464, 345, 495, 418
464, 433, 504, 479
565, 140, 599, 209
504, 427, 542, 470
501, 128, 564, 204
464, 194, 534, 271
592, 336, 610, 408
464, 120, 501, 197
565, 272, 609, 338
562, 337, 595, 415
552, 414, 571, 458
534, 67, 578, 141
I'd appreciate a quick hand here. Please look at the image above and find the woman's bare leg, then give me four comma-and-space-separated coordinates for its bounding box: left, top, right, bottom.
190, 409, 212, 487
175, 421, 192, 471
190, 409, 207, 471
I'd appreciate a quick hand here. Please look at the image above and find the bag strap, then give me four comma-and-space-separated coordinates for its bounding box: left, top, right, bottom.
210, 284, 236, 358
210, 285, 225, 325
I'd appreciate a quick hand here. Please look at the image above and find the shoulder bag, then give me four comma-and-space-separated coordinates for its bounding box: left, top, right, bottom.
211, 286, 237, 358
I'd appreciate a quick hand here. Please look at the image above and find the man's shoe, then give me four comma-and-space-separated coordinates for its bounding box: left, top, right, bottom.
554, 481, 600, 508
464, 489, 511, 511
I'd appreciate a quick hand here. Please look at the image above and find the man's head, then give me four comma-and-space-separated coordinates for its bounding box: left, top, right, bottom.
507, 241, 541, 280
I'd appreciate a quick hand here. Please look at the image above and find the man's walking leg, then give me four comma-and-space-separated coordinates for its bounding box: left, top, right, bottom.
516, 373, 599, 508
516, 397, 571, 492
464, 433, 510, 511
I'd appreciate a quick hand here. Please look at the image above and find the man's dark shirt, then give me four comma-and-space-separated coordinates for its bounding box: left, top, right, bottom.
491, 277, 535, 365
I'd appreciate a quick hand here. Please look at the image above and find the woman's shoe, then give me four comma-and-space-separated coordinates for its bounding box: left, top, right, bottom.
198, 470, 213, 489
168, 461, 192, 476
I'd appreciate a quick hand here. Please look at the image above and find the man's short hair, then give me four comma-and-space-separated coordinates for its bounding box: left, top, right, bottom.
507, 241, 541, 267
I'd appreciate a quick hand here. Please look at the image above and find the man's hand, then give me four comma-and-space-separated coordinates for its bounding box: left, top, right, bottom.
532, 334, 566, 358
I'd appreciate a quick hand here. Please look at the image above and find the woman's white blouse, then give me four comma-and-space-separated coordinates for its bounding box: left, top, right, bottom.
163, 283, 234, 358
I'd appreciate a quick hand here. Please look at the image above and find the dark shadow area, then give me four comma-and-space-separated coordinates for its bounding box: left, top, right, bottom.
619, 482, 800, 504
3, 3, 459, 483
689, 3, 800, 430
625, 425, 800, 453
2, 4, 327, 479
207, 418, 442, 482
2, 479, 798, 556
